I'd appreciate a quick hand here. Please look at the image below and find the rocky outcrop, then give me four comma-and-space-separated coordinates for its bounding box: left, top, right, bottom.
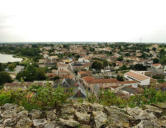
0, 102, 166, 128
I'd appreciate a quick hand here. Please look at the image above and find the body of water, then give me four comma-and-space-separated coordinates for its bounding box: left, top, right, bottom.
0, 54, 23, 63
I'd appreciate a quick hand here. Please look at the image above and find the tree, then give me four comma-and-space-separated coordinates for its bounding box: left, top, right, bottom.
131, 64, 147, 71
0, 63, 5, 71
8, 63, 16, 71
160, 56, 166, 65
91, 61, 103, 70
0, 72, 12, 85
16, 65, 46, 81
117, 56, 123, 61
152, 74, 165, 80
152, 47, 156, 51
125, 53, 130, 57
117, 75, 124, 81
119, 65, 128, 70
153, 58, 159, 64
89, 48, 95, 52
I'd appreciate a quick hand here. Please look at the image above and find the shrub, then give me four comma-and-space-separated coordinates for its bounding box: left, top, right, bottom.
0, 90, 12, 105
152, 74, 165, 80
0, 84, 69, 111
0, 71, 12, 85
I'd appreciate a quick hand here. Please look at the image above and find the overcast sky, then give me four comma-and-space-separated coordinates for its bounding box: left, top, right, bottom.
0, 0, 166, 42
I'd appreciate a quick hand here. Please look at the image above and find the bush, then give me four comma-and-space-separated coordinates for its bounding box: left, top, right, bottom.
152, 74, 165, 80
0, 90, 12, 105
0, 84, 70, 111
16, 65, 46, 81
87, 87, 166, 108
96, 90, 127, 107
0, 71, 12, 85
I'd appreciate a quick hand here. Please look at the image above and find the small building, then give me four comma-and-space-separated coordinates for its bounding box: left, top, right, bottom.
14, 66, 24, 74
57, 62, 69, 71
82, 76, 119, 93
124, 70, 150, 86
151, 63, 162, 69
78, 71, 92, 78
78, 57, 90, 63
119, 81, 138, 88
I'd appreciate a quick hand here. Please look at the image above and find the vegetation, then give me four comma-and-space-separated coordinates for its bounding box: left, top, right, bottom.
91, 59, 109, 71
0, 84, 70, 111
16, 65, 46, 81
7, 63, 17, 71
0, 71, 12, 86
153, 58, 159, 64
131, 64, 147, 71
117, 75, 124, 81
0, 45, 41, 61
87, 87, 166, 108
0, 63, 5, 71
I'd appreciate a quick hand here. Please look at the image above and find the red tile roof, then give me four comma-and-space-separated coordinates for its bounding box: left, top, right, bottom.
119, 81, 138, 84
78, 71, 91, 75
82, 76, 118, 84
152, 63, 161, 66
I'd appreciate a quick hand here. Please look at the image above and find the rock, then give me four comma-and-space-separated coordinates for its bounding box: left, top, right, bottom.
80, 124, 91, 128
29, 109, 42, 119
46, 110, 57, 121
158, 119, 166, 127
44, 121, 57, 128
144, 105, 163, 118
153, 102, 166, 109
61, 106, 75, 115
59, 118, 80, 127
0, 119, 3, 124
126, 107, 156, 120
92, 111, 107, 128
17, 110, 29, 119
16, 106, 25, 113
75, 111, 90, 123
73, 102, 92, 113
3, 118, 16, 127
132, 120, 159, 128
1, 109, 17, 119
16, 117, 32, 128
105, 106, 130, 127
91, 103, 104, 111
33, 119, 47, 127
1, 103, 17, 111
0, 124, 4, 128
61, 114, 75, 120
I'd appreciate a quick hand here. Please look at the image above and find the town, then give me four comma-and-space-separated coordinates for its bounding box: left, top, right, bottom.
1, 43, 166, 127
0, 43, 166, 99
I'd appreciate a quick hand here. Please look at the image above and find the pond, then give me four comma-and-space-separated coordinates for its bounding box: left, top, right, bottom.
0, 53, 23, 63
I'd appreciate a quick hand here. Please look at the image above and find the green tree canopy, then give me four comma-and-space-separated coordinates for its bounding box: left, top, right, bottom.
16, 65, 46, 81
91, 61, 103, 70
153, 58, 159, 64
0, 72, 12, 85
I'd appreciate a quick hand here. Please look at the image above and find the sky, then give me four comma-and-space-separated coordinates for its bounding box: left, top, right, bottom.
0, 0, 166, 43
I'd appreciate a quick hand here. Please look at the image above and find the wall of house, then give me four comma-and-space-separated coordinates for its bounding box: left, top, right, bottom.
140, 78, 150, 86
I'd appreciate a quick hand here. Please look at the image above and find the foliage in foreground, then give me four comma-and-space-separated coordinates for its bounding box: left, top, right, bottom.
0, 86, 166, 111
0, 84, 70, 111
0, 71, 12, 86
87, 87, 166, 108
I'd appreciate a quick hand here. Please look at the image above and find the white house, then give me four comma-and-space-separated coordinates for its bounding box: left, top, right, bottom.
164, 66, 166, 74
78, 57, 90, 63
151, 63, 162, 69
124, 70, 150, 86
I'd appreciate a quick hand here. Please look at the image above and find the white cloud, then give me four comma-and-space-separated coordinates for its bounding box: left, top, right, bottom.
0, 0, 166, 42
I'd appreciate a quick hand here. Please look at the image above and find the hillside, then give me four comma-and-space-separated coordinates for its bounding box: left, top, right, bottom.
0, 101, 166, 128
